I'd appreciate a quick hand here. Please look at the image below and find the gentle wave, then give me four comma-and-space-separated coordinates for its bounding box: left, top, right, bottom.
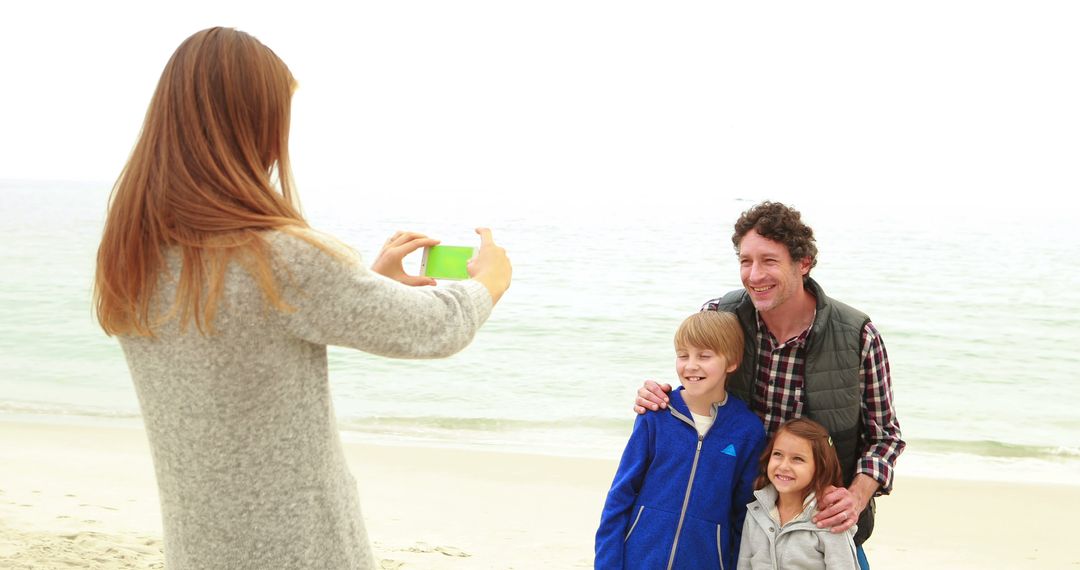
909, 437, 1080, 461
337, 414, 627, 433
0, 399, 141, 420
5, 399, 1079, 465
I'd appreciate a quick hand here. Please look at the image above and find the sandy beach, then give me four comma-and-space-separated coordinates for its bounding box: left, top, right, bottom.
0, 419, 1075, 569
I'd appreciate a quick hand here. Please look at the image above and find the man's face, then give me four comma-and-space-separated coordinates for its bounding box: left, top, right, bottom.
737, 230, 811, 314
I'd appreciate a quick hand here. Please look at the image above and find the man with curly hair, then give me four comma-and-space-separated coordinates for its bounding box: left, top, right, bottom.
635, 201, 904, 570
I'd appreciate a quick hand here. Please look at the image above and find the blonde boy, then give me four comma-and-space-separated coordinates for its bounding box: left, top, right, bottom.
596, 312, 766, 569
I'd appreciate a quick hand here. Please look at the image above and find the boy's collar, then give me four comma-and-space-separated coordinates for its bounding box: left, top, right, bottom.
670, 386, 729, 417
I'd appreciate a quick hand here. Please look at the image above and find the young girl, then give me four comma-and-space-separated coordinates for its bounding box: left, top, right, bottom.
738, 418, 859, 569
595, 311, 766, 569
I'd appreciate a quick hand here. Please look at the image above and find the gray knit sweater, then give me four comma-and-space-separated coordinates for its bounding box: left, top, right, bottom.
119, 230, 493, 569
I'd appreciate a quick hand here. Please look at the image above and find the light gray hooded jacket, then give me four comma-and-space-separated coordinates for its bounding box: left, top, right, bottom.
737, 485, 858, 569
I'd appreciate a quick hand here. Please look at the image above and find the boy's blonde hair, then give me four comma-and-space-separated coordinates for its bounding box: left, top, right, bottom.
674, 311, 744, 368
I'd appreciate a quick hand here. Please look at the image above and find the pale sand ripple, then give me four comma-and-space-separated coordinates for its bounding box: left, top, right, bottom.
0, 526, 163, 569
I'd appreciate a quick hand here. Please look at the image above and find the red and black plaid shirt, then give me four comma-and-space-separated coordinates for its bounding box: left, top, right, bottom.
750, 311, 904, 494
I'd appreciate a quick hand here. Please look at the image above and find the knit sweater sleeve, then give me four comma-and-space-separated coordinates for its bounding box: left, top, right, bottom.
269, 230, 493, 358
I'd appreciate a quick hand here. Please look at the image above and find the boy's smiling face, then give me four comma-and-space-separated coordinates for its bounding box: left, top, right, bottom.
675, 344, 736, 407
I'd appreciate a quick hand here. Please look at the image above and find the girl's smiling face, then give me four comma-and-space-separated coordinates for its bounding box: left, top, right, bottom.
767, 430, 816, 499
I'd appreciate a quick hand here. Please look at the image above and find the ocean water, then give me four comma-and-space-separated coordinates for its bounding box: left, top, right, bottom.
2, 179, 1079, 486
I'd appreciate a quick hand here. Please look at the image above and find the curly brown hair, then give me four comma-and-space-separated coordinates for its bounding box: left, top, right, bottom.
731, 201, 818, 272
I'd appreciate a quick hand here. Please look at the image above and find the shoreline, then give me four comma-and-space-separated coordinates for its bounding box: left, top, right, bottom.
3, 409, 1079, 488
2, 419, 1078, 568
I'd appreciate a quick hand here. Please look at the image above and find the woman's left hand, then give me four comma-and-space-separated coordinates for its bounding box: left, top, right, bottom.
371, 231, 439, 286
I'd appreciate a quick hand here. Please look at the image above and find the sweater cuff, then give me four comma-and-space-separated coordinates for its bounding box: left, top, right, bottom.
458, 279, 495, 322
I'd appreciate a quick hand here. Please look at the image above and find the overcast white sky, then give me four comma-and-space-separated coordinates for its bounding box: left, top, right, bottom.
3, 1, 1078, 219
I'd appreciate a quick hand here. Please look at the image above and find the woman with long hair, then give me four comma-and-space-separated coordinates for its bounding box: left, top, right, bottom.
94, 27, 511, 569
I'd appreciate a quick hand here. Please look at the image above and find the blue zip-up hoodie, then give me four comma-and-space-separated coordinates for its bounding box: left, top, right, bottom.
595, 388, 766, 570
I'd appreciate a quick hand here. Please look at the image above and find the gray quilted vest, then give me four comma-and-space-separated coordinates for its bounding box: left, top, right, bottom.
704, 277, 876, 544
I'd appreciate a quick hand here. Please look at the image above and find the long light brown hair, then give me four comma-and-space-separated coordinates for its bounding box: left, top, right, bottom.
95, 27, 307, 336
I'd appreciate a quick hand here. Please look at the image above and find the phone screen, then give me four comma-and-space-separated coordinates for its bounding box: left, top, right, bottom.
421, 245, 475, 280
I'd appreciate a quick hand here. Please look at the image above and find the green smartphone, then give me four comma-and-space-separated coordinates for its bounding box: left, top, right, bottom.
420, 245, 475, 280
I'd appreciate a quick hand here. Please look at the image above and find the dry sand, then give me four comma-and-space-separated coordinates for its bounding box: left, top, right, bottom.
0, 419, 1075, 569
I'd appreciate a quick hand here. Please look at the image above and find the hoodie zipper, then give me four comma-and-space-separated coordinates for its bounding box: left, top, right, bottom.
666, 433, 705, 570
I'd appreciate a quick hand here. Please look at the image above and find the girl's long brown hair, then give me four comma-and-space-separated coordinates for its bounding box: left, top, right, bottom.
754, 417, 844, 502
95, 27, 309, 336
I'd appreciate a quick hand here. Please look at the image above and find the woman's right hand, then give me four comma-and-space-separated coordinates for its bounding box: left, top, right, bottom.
467, 227, 512, 305
371, 230, 439, 287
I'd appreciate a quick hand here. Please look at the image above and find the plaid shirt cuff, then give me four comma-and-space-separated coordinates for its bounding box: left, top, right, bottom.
858, 455, 894, 495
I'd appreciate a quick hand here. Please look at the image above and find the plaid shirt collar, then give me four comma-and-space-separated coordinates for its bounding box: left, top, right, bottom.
754, 309, 815, 350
